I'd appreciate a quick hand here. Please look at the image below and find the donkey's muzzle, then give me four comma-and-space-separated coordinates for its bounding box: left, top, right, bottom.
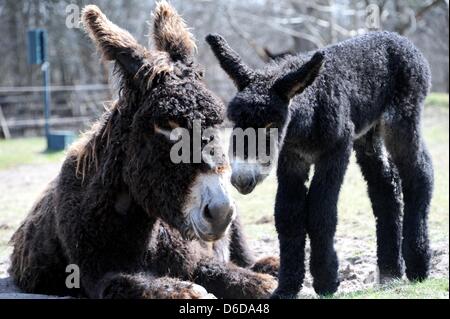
202, 201, 234, 239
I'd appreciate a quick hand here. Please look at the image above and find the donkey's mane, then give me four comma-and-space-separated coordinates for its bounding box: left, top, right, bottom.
70, 101, 119, 181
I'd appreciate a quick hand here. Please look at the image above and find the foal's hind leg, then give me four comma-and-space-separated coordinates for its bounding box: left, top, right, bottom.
354, 130, 404, 282
383, 117, 433, 282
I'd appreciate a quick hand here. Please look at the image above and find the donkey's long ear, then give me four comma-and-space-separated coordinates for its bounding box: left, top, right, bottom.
272, 51, 325, 100
82, 5, 149, 79
206, 34, 254, 91
152, 1, 196, 62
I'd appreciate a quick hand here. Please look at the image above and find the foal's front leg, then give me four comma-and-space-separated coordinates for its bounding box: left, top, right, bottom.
306, 143, 351, 295
271, 152, 311, 299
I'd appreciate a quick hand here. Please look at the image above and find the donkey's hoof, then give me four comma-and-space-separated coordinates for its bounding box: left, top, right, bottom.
189, 283, 217, 299
243, 273, 277, 299
251, 256, 280, 278
156, 281, 215, 299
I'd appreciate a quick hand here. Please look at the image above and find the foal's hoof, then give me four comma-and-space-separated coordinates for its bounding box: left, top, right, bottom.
270, 288, 297, 299
377, 265, 404, 285
406, 270, 429, 283
313, 280, 339, 297
378, 273, 401, 285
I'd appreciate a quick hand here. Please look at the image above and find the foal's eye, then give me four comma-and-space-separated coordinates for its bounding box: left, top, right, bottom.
261, 160, 272, 167
195, 70, 204, 79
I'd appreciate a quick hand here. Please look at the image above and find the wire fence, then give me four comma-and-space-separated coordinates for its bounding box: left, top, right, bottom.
0, 84, 112, 139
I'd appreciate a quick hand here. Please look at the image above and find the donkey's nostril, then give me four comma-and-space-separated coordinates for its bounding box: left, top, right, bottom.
203, 205, 213, 220
199, 200, 234, 241
205, 201, 233, 225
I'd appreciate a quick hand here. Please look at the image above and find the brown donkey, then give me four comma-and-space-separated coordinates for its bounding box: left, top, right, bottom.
9, 2, 278, 299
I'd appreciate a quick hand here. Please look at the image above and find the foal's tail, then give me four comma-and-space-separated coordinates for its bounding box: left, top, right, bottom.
386, 32, 431, 111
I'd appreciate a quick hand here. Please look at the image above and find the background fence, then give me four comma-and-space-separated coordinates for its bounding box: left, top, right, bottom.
0, 0, 448, 139
0, 85, 111, 138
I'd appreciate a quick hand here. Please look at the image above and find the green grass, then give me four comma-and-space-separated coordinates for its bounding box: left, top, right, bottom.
333, 278, 449, 299
426, 93, 449, 108
0, 137, 66, 170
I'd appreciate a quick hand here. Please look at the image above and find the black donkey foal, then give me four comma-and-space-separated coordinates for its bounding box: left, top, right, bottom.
206, 31, 434, 298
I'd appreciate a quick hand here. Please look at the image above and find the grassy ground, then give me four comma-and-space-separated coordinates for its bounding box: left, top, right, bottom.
334, 278, 449, 299
0, 137, 65, 170
426, 92, 449, 108
0, 93, 448, 299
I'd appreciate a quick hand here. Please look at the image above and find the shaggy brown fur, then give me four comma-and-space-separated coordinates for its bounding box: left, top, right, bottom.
152, 1, 196, 62
9, 2, 277, 299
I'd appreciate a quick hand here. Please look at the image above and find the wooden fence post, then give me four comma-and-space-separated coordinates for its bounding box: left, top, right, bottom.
0, 104, 11, 139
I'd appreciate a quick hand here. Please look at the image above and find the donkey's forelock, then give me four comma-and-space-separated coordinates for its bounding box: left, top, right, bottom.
152, 1, 197, 62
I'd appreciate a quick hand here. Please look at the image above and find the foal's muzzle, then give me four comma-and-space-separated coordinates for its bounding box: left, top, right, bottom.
230, 162, 267, 195
231, 174, 257, 195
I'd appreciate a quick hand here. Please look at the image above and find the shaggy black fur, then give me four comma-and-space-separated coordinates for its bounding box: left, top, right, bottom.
207, 31, 434, 298
8, 3, 278, 299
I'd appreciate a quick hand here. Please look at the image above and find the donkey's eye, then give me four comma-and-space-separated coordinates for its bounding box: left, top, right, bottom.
153, 124, 172, 139
168, 121, 180, 129
153, 121, 182, 142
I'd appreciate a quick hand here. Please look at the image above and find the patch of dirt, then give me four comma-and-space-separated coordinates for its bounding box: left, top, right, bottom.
250, 236, 449, 297
254, 215, 274, 224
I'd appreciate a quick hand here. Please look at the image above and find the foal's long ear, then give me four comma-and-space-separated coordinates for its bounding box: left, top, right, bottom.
152, 1, 196, 63
206, 34, 254, 91
272, 51, 325, 101
82, 5, 149, 79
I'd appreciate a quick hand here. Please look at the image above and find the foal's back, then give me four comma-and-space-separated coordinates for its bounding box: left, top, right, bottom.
287, 31, 430, 139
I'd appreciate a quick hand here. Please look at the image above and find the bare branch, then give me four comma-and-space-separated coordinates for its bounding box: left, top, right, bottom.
233, 10, 326, 48
416, 0, 446, 19
225, 5, 272, 62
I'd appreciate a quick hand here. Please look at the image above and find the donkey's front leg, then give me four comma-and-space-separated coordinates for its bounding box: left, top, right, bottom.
193, 259, 277, 299
92, 272, 213, 299
229, 213, 280, 277
271, 152, 311, 299
306, 142, 352, 296
229, 214, 255, 268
